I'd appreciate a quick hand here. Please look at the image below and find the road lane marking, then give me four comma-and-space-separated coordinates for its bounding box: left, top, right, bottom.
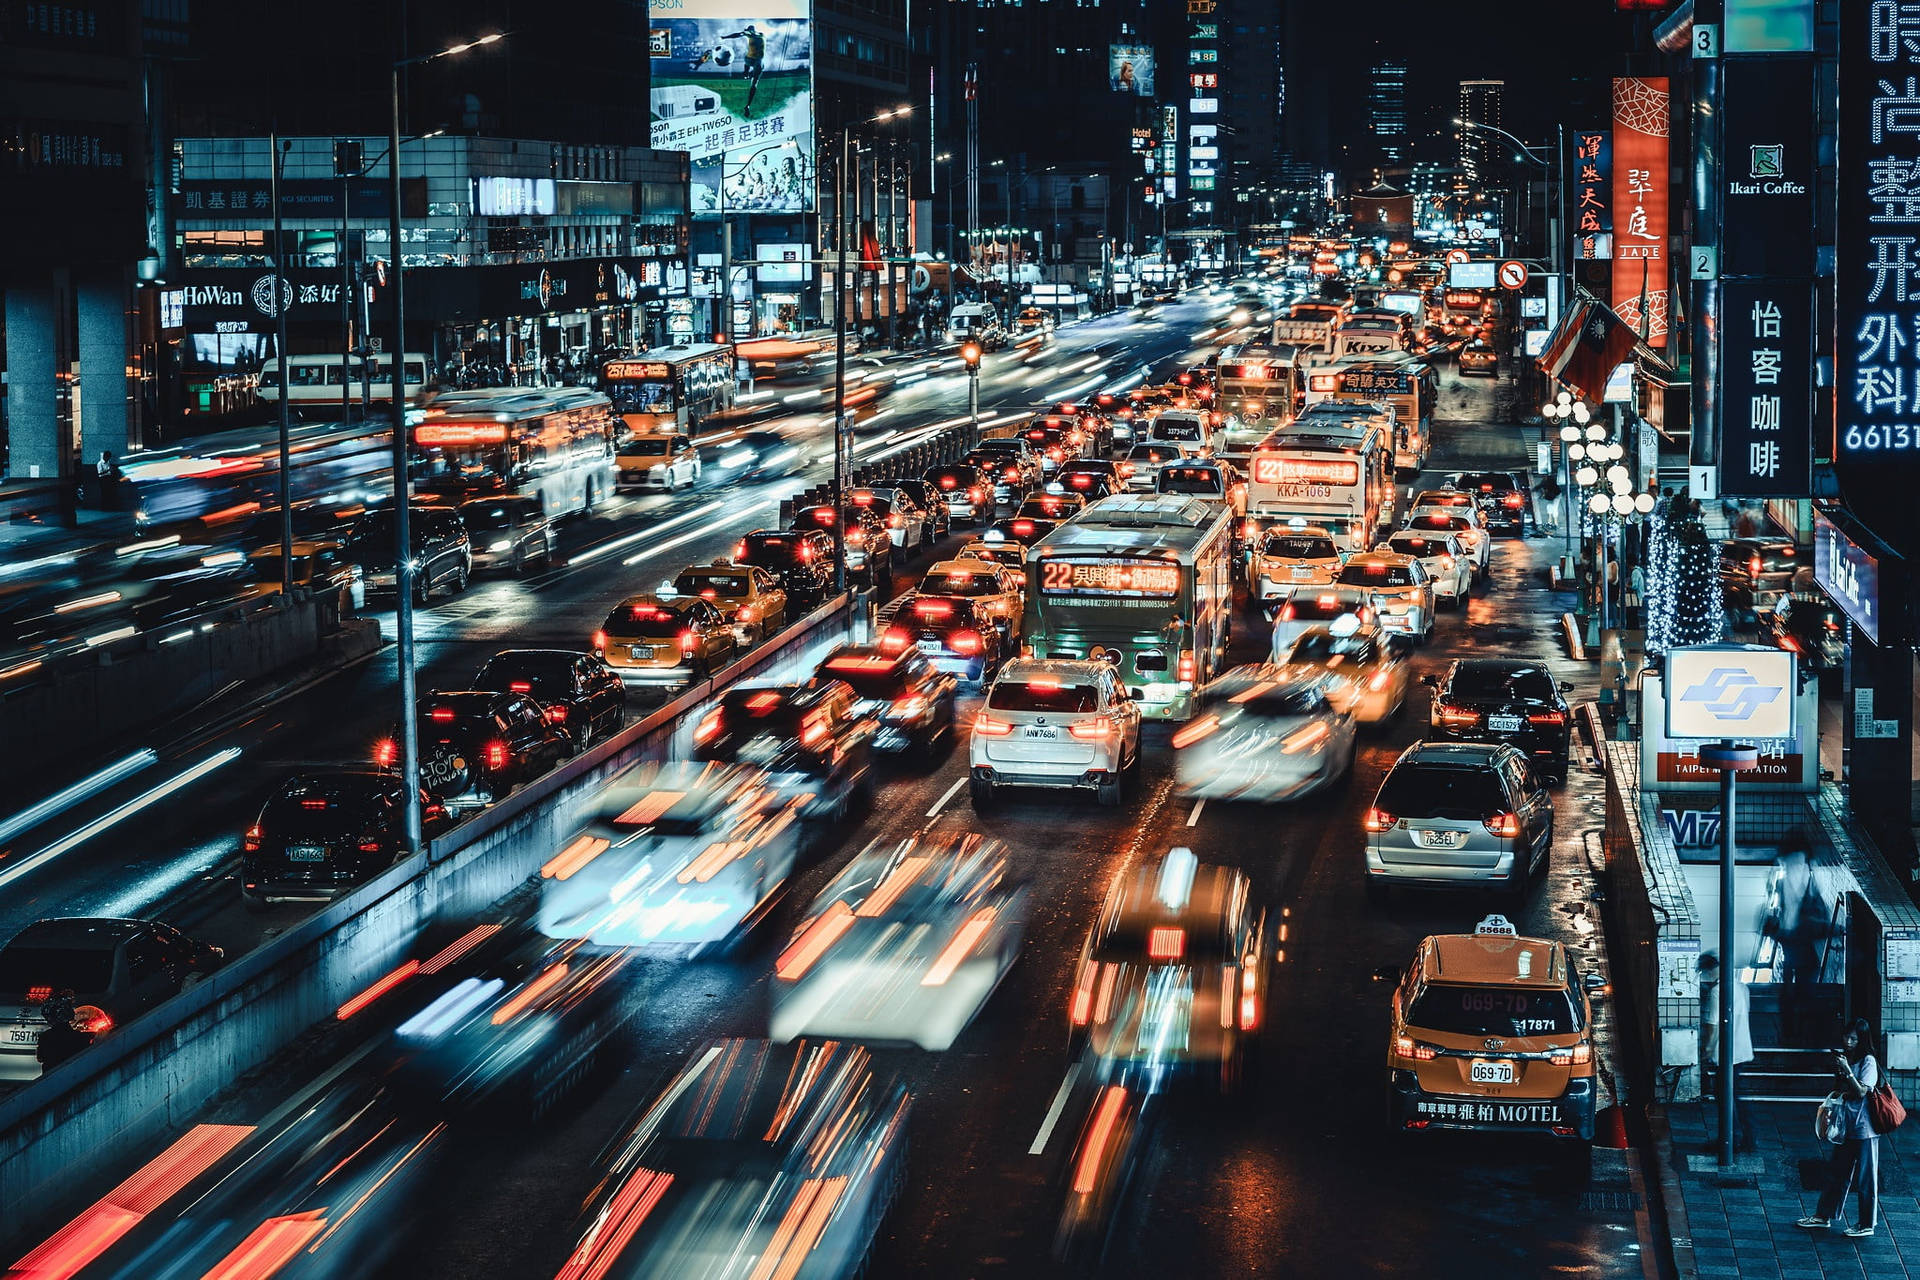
1186, 798, 1206, 827
622, 500, 777, 567
925, 775, 968, 818
1029, 1062, 1083, 1155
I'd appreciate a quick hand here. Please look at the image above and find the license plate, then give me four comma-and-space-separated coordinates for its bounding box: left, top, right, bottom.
1023, 726, 1059, 739
7, 1027, 39, 1045
1488, 715, 1523, 733
1291, 567, 1314, 578
631, 646, 652, 661
918, 640, 945, 654
1471, 1060, 1515, 1084
287, 844, 328, 862
1417, 830, 1463, 849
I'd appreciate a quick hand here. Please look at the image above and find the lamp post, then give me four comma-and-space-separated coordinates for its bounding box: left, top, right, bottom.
1457, 116, 1567, 323
389, 29, 502, 852
936, 152, 955, 265
961, 341, 982, 442
833, 105, 911, 595
269, 132, 294, 597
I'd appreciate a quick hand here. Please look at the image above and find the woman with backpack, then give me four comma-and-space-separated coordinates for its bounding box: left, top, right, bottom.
1798, 1017, 1896, 1238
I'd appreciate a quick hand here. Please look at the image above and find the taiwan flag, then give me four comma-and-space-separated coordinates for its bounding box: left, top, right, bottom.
1537, 296, 1641, 403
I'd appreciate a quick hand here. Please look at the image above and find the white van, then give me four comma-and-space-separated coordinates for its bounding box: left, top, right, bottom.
947, 303, 1004, 351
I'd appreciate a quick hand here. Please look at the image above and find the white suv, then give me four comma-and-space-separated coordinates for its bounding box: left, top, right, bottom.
1378, 530, 1472, 609
1336, 551, 1435, 646
970, 659, 1142, 809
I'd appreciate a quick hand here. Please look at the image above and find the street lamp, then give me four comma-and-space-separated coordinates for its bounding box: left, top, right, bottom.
1456, 115, 1567, 319
832, 105, 911, 595
961, 341, 982, 440
388, 29, 503, 852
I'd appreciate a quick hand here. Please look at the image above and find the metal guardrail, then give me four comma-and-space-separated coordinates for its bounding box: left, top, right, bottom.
0, 592, 856, 1223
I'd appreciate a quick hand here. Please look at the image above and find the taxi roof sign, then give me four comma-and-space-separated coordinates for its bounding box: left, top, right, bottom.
1474, 913, 1518, 936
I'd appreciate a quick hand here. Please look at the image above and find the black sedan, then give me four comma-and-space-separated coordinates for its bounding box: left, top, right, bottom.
1452, 471, 1528, 535
1422, 658, 1573, 782
471, 648, 626, 750
1758, 595, 1846, 676
811, 643, 959, 758
243, 769, 447, 909
378, 690, 573, 807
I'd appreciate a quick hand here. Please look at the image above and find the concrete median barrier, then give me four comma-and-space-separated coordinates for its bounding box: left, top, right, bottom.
0, 593, 855, 1228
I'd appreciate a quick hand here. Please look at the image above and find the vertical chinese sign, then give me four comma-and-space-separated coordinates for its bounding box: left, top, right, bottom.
1612, 77, 1670, 346
1835, 3, 1920, 545
1571, 128, 1612, 261
1717, 54, 1814, 498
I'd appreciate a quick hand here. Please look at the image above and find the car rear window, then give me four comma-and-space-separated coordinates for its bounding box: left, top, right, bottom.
1152, 420, 1204, 441
1129, 445, 1181, 463
674, 572, 749, 598
1460, 472, 1519, 492
1408, 514, 1471, 534
1287, 633, 1376, 664
0, 945, 115, 995
718, 690, 804, 735
1387, 536, 1447, 557
1339, 562, 1418, 587
1230, 686, 1324, 717
988, 681, 1099, 713
606, 604, 686, 639
1376, 764, 1508, 820
743, 536, 805, 566
926, 467, 979, 489
1158, 467, 1222, 492
921, 569, 996, 597
1407, 985, 1579, 1038
1263, 535, 1336, 559
623, 437, 672, 456
458, 502, 523, 531
818, 666, 903, 700
1287, 597, 1364, 620
476, 654, 569, 692
1449, 665, 1556, 701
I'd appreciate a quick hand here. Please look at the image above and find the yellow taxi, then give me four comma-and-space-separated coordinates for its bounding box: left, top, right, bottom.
1385, 914, 1598, 1143
917, 557, 1024, 640
670, 559, 789, 646
594, 594, 739, 684
953, 538, 1027, 570
247, 539, 364, 611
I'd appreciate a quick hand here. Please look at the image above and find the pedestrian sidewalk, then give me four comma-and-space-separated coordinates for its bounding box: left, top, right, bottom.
1659, 1100, 1918, 1278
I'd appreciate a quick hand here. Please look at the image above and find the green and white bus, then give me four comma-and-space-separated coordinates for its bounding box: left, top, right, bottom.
1022, 494, 1236, 721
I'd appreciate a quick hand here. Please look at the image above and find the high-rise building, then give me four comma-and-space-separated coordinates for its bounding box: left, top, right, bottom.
1457, 79, 1505, 182
1368, 62, 1409, 168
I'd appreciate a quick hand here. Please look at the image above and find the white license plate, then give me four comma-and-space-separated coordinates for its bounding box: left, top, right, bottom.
7, 1027, 39, 1045
1488, 715, 1524, 733
286, 844, 328, 862
1291, 567, 1314, 578
917, 640, 945, 654
1023, 726, 1059, 739
1470, 1060, 1515, 1084
1417, 830, 1463, 849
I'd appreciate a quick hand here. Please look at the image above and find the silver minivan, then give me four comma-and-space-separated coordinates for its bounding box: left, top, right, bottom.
1363, 741, 1553, 905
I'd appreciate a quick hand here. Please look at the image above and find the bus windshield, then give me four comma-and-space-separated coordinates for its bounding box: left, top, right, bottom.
609, 382, 675, 415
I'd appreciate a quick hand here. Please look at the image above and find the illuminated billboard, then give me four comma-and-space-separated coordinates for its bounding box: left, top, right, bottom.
1611, 77, 1669, 347
1109, 45, 1156, 97
650, 0, 815, 214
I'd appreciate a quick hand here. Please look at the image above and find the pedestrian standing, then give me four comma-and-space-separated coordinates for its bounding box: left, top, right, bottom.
1734, 508, 1758, 538
1798, 1018, 1882, 1238
1627, 562, 1646, 627
1699, 954, 1755, 1152
95, 450, 121, 511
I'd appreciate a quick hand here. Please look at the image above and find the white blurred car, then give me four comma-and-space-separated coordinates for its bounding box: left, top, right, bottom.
1336, 551, 1434, 646
536, 761, 810, 951
1172, 666, 1356, 802
770, 836, 1030, 1050
970, 659, 1142, 808
1273, 618, 1412, 723
1403, 506, 1491, 579
1378, 529, 1472, 608
1248, 522, 1344, 608
1269, 586, 1379, 658
1123, 442, 1187, 492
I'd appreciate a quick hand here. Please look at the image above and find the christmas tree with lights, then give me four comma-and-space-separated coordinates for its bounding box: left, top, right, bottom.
1645, 505, 1723, 658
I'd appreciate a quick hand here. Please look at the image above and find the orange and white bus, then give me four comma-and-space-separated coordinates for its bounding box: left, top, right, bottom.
1246, 416, 1396, 555
602, 343, 735, 435
413, 386, 617, 517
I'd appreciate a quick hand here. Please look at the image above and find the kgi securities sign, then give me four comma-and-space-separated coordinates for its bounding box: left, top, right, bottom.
650, 0, 815, 216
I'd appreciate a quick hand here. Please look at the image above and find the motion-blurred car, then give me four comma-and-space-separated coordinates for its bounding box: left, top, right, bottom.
458, 494, 555, 575
1378, 529, 1472, 608
1758, 595, 1846, 674
1249, 522, 1344, 609
1338, 551, 1435, 645
1269, 586, 1379, 654
888, 478, 954, 541
1171, 666, 1356, 802
556, 1038, 910, 1280
1719, 536, 1803, 620
880, 594, 1007, 684
344, 504, 472, 602
1273, 619, 1411, 723
692, 681, 877, 829
1424, 657, 1573, 781
1013, 306, 1055, 339
923, 463, 996, 527
850, 486, 932, 550
671, 560, 790, 647
811, 643, 958, 757
615, 430, 700, 490
388, 689, 573, 803
596, 594, 740, 684
247, 539, 365, 611
1386, 915, 1599, 1143
736, 528, 836, 604
0, 917, 224, 1080
1365, 741, 1555, 903
244, 769, 448, 909
1402, 507, 1490, 579
916, 557, 1025, 640
771, 836, 1030, 1049
1122, 442, 1186, 492
536, 762, 810, 950
471, 648, 626, 750
793, 502, 893, 587
1067, 847, 1268, 1092
952, 538, 1027, 569
1457, 342, 1499, 376
714, 429, 805, 479
970, 659, 1142, 808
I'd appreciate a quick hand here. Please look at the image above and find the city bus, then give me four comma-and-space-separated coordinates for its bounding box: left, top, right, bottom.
1311, 355, 1437, 474
258, 353, 429, 419
601, 342, 736, 436
412, 386, 617, 517
1245, 416, 1396, 554
1215, 344, 1312, 462
1021, 494, 1236, 721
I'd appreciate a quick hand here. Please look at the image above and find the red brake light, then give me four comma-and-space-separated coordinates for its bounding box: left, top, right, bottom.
300, 798, 329, 810
244, 824, 264, 852
1395, 1035, 1438, 1062
880, 627, 910, 655
1069, 718, 1112, 740
1278, 603, 1295, 620
592, 630, 607, 652
950, 629, 982, 655
78, 1009, 113, 1035
1178, 649, 1196, 682
1502, 495, 1523, 508
25, 986, 52, 1004
1004, 467, 1020, 481
1437, 705, 1480, 727
1147, 927, 1186, 961
733, 540, 747, 560
374, 738, 397, 769
484, 740, 509, 771
1364, 808, 1396, 832
430, 708, 456, 723
678, 629, 698, 655
1749, 554, 1764, 577
1528, 711, 1566, 726
973, 713, 1014, 737
359, 839, 383, 853
939, 475, 957, 488
694, 708, 723, 743
507, 681, 532, 693
1485, 812, 1521, 838
799, 714, 830, 748
545, 704, 568, 723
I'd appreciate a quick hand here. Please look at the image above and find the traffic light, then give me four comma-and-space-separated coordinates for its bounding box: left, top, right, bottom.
961, 342, 982, 369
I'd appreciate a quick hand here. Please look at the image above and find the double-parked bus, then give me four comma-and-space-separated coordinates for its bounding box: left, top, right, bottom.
412, 386, 617, 517
602, 344, 735, 436
1215, 344, 1312, 461
1245, 415, 1396, 554
1021, 494, 1236, 721
1314, 355, 1437, 474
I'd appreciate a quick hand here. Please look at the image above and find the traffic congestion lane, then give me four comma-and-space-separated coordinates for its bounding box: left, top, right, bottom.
0, 299, 1226, 1004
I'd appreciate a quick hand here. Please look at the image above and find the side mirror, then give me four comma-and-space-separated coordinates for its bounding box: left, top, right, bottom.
1558, 680, 1573, 694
